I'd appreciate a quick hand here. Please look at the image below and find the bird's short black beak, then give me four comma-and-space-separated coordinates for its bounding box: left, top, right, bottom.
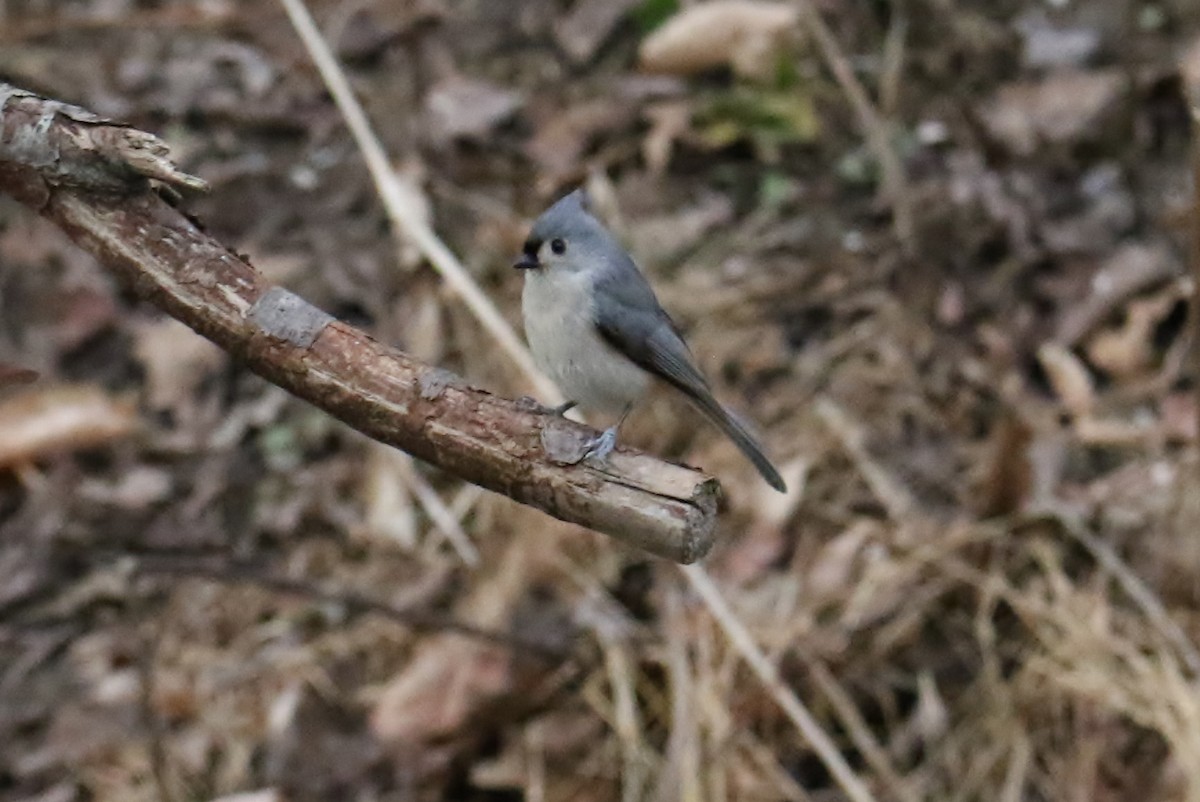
513, 254, 540, 270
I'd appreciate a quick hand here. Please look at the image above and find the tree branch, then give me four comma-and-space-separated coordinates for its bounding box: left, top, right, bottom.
0, 83, 720, 564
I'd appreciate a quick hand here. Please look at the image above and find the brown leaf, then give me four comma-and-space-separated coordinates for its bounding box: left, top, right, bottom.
642, 100, 692, 175
1056, 243, 1177, 345
0, 384, 137, 468
0, 362, 38, 388
639, 0, 799, 79
55, 286, 118, 353
132, 318, 226, 412
20, 702, 140, 775
357, 442, 417, 548
370, 638, 511, 744
78, 464, 174, 509
1160, 392, 1197, 443
525, 98, 636, 180
980, 69, 1124, 155
1037, 342, 1095, 418
627, 193, 733, 263
554, 0, 640, 63
974, 412, 1033, 517
1016, 9, 1100, 70
1085, 287, 1183, 381
424, 76, 523, 141
807, 521, 877, 601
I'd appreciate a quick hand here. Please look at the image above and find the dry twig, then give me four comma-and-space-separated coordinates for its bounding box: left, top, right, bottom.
1056, 515, 1200, 676
682, 564, 879, 802
796, 1, 915, 256
0, 82, 720, 563
816, 397, 916, 520
1191, 98, 1200, 466
808, 659, 921, 802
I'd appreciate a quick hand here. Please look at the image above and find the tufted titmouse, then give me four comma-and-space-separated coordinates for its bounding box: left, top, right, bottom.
514, 189, 786, 493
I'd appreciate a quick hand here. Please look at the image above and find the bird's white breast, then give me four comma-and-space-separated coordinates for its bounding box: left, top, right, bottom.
522, 268, 649, 415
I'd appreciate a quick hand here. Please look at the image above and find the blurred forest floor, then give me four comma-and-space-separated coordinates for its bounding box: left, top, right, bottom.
2, 0, 1200, 800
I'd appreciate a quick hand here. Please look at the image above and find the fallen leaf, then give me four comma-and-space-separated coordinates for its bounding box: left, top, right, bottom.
1056, 242, 1177, 345
19, 701, 141, 774
336, 0, 444, 60
627, 193, 733, 263
807, 520, 878, 601
0, 362, 38, 389
1074, 415, 1153, 445
1040, 163, 1136, 255
555, 0, 640, 63
1160, 392, 1197, 443
54, 287, 118, 353
639, 0, 799, 80
357, 442, 417, 548
525, 98, 636, 180
1085, 287, 1183, 381
980, 69, 1123, 155
1016, 9, 1100, 69
424, 76, 523, 141
78, 464, 174, 509
251, 251, 309, 285
132, 318, 226, 413
1037, 342, 1095, 418
0, 384, 137, 469
974, 412, 1033, 517
642, 100, 692, 174
471, 710, 606, 792
371, 638, 511, 743
14, 783, 78, 802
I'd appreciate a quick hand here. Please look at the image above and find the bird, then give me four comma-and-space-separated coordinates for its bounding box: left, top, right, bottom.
514, 189, 786, 493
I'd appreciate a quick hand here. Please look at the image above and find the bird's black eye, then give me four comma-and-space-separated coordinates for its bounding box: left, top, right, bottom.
550, 238, 566, 255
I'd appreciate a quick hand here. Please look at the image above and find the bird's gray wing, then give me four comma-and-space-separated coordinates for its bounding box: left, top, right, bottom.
592, 258, 787, 492
591, 256, 706, 395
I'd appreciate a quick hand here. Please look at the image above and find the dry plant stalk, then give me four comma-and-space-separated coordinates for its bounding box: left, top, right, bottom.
0, 82, 720, 563
797, 1, 915, 256
1191, 98, 1200, 464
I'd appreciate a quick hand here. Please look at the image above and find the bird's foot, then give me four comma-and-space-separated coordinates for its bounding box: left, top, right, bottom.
583, 425, 619, 462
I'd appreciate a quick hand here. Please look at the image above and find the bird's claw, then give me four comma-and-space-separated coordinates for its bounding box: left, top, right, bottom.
584, 425, 619, 462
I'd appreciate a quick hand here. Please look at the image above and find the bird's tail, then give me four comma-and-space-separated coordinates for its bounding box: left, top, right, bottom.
684, 390, 787, 493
